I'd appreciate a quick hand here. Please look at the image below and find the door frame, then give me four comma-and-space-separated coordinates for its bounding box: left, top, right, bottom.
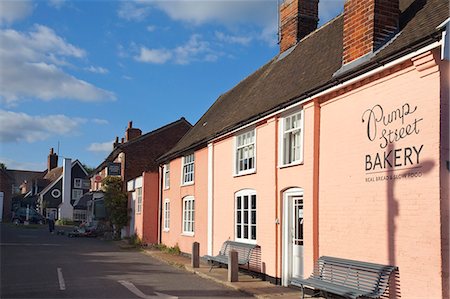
282, 187, 304, 286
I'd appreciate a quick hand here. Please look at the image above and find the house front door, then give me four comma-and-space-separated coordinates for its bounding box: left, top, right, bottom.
282, 188, 304, 286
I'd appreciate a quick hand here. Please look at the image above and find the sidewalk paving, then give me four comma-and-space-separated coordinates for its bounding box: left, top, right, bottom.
142, 248, 319, 299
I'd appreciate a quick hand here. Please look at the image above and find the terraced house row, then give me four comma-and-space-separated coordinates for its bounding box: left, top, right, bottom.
88, 0, 449, 298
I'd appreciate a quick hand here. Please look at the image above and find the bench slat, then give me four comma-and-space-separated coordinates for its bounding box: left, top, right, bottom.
290, 256, 397, 299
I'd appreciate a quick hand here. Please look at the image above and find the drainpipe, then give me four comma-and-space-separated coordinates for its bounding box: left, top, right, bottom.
158, 164, 164, 244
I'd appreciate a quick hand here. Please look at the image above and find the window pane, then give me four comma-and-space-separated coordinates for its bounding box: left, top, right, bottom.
244, 211, 248, 224
244, 225, 248, 238
237, 211, 241, 223
244, 196, 248, 209
251, 195, 256, 209
237, 225, 241, 238
251, 211, 256, 224
237, 196, 241, 209
251, 226, 256, 240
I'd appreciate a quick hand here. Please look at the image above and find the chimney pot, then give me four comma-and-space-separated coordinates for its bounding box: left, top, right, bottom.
128, 121, 133, 129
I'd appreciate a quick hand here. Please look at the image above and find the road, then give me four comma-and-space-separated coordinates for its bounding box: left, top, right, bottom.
0, 224, 250, 299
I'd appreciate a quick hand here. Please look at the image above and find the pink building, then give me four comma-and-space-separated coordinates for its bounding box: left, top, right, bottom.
158, 0, 449, 297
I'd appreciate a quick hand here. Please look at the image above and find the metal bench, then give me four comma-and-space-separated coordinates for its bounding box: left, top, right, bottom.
203, 240, 257, 272
290, 256, 397, 299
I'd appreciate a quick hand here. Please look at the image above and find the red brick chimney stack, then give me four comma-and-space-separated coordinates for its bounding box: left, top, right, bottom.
125, 121, 142, 142
279, 0, 319, 53
342, 0, 399, 65
113, 136, 119, 148
47, 148, 58, 171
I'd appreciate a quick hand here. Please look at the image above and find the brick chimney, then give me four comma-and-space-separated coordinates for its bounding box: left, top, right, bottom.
279, 0, 319, 53
342, 0, 400, 65
47, 148, 58, 171
113, 136, 119, 148
125, 121, 142, 142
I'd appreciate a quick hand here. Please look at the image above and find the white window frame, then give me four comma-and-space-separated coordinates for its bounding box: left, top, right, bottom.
235, 189, 257, 244
182, 196, 194, 236
136, 187, 143, 214
181, 154, 195, 185
72, 189, 83, 200
163, 164, 170, 189
234, 129, 256, 176
163, 198, 170, 232
74, 178, 82, 188
279, 109, 304, 167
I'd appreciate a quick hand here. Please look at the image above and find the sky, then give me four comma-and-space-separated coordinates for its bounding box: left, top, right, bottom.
0, 0, 344, 171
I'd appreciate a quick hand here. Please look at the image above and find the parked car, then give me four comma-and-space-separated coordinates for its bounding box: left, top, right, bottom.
12, 208, 46, 225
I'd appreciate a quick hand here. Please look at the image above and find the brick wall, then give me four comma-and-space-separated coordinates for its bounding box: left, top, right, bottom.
343, 0, 399, 64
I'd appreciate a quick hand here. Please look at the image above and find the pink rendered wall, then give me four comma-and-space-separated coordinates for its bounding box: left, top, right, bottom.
161, 148, 208, 256
212, 119, 277, 276
319, 51, 443, 298
212, 108, 319, 279
142, 171, 159, 244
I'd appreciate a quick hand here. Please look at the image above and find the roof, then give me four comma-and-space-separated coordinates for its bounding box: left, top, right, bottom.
44, 167, 63, 181
39, 159, 87, 197
92, 117, 192, 176
5, 169, 45, 185
160, 0, 449, 161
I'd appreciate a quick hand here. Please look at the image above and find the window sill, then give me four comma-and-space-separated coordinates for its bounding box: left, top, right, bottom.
278, 161, 303, 169
181, 232, 194, 237
163, 187, 170, 191
233, 169, 256, 177
181, 182, 194, 187
163, 229, 170, 233
235, 239, 257, 245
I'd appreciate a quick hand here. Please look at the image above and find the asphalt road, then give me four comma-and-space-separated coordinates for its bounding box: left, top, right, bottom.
0, 224, 250, 299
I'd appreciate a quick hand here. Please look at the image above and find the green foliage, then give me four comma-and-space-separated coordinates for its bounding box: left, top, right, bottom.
81, 163, 95, 175
102, 176, 130, 239
56, 218, 74, 225
0, 162, 6, 170
153, 243, 181, 255
129, 234, 142, 246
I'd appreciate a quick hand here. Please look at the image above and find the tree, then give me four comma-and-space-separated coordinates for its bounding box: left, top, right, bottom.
0, 163, 6, 170
102, 176, 130, 239
81, 163, 95, 175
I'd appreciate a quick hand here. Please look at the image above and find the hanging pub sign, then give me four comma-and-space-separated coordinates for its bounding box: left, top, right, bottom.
362, 102, 424, 182
107, 162, 121, 176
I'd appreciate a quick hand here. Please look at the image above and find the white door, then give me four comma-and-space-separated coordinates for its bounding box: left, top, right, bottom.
282, 188, 304, 286
292, 196, 304, 279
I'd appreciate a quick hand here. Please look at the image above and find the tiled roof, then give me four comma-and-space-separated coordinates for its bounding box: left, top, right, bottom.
92, 117, 192, 176
5, 169, 45, 185
44, 167, 63, 181
160, 0, 449, 161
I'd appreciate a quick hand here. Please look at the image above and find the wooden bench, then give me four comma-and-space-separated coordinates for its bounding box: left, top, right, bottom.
203, 240, 257, 272
290, 256, 397, 299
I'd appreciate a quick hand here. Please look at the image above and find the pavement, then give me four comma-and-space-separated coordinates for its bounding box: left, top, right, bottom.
140, 247, 319, 299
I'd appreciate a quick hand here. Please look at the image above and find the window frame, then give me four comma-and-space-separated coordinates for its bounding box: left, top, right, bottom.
234, 129, 257, 176
74, 178, 83, 188
72, 189, 83, 200
163, 164, 170, 189
181, 154, 195, 186
235, 189, 257, 244
163, 198, 170, 232
136, 187, 143, 214
279, 109, 304, 167
182, 196, 195, 236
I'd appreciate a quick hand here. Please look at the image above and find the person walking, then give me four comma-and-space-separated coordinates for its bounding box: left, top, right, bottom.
48, 211, 55, 233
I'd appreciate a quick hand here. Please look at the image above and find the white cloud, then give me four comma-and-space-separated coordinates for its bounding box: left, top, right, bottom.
85, 65, 109, 74
215, 31, 252, 46
135, 34, 219, 65
92, 118, 109, 125
117, 1, 151, 21
48, 0, 66, 9
146, 25, 156, 32
0, 110, 85, 143
136, 47, 172, 64
0, 0, 33, 25
87, 141, 113, 153
122, 75, 133, 80
0, 25, 115, 105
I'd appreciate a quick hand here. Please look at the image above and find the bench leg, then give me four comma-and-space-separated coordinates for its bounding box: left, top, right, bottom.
301, 285, 305, 299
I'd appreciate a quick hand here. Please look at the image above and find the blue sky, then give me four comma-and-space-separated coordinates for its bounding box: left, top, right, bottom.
0, 0, 344, 171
